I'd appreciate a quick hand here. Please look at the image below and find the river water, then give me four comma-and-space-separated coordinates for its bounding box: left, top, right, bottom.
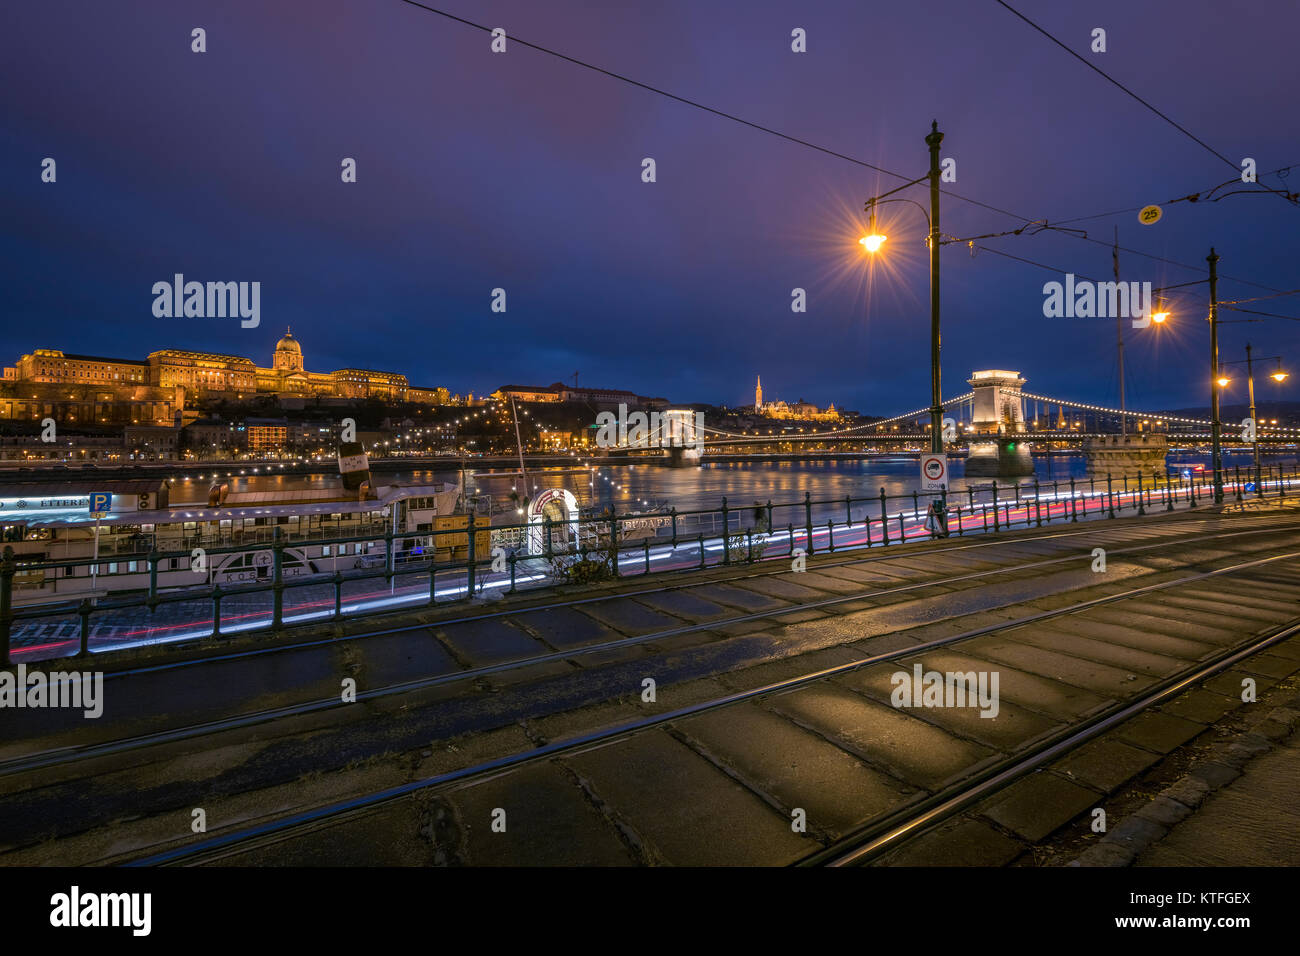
171, 449, 1296, 519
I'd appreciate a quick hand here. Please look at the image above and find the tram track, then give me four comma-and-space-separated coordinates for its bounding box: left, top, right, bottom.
113, 541, 1300, 866
1, 516, 1294, 781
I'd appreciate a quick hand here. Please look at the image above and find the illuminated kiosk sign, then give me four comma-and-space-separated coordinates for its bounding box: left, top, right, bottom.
526, 488, 579, 556
0, 496, 92, 514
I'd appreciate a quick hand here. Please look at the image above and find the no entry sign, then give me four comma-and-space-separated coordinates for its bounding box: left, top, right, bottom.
920, 454, 948, 490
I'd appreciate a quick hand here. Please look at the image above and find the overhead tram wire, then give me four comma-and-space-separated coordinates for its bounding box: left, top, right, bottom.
395, 1, 1287, 293
991, 0, 1300, 208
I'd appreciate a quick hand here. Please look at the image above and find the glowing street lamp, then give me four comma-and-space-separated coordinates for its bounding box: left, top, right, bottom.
859, 203, 887, 253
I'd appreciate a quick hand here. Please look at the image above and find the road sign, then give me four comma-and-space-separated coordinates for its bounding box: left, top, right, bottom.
88, 492, 111, 517
1138, 204, 1162, 225
920, 454, 948, 491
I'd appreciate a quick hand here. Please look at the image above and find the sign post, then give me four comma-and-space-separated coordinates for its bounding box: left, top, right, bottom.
920, 456, 950, 538
88, 492, 111, 603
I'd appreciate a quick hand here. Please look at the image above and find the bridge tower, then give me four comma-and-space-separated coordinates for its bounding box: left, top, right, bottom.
965, 369, 1034, 477
967, 370, 1026, 434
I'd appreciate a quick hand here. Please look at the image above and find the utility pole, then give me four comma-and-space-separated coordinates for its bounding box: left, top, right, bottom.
1246, 343, 1261, 489
927, 121, 944, 455
1114, 228, 1126, 435
1208, 248, 1224, 504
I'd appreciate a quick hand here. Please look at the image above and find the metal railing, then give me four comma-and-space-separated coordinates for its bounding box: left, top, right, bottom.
2, 462, 1296, 665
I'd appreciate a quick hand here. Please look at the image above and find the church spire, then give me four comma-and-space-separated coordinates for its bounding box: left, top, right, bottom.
755, 375, 763, 411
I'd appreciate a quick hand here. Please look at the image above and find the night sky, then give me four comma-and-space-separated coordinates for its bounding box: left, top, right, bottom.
4, 0, 1298, 416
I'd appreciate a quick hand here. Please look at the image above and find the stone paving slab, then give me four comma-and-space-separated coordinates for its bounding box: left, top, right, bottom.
1085, 606, 1241, 644
910, 649, 1110, 720
970, 634, 1159, 696
1034, 618, 1219, 661
1055, 736, 1163, 792
1115, 710, 1206, 753
576, 600, 688, 636
726, 575, 844, 602
688, 582, 792, 612
1159, 688, 1244, 724
442, 760, 637, 866
563, 730, 809, 865
358, 629, 464, 688
513, 605, 620, 648
879, 817, 1026, 866
676, 702, 916, 838
1002, 628, 1189, 677
434, 617, 545, 666
767, 682, 997, 790
979, 770, 1100, 842
835, 662, 1063, 752
1145, 593, 1298, 623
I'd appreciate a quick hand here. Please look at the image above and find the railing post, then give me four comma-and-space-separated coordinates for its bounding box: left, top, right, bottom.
333, 571, 343, 619
466, 510, 477, 598
78, 598, 93, 657
1279, 464, 1286, 500
991, 481, 1000, 531
1234, 465, 1243, 502
804, 492, 813, 556
670, 507, 678, 546
544, 516, 553, 558
1070, 477, 1078, 522
0, 546, 13, 666
644, 538, 651, 574
1137, 473, 1145, 516
609, 509, 619, 577
954, 505, 963, 536
845, 496, 853, 528
508, 551, 517, 593
826, 520, 834, 553
879, 488, 889, 546
698, 533, 706, 570
1035, 478, 1043, 527
766, 500, 774, 534
212, 584, 223, 638
1107, 472, 1114, 518
271, 527, 284, 630
721, 497, 730, 566
788, 523, 795, 557
428, 564, 437, 606
147, 548, 159, 612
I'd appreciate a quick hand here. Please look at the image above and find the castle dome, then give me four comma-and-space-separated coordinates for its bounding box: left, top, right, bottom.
273, 327, 304, 372
275, 328, 302, 355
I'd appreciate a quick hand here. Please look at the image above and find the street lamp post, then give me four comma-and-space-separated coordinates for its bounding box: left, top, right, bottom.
926, 122, 943, 455
1219, 346, 1288, 494
1208, 248, 1223, 504
1247, 342, 1260, 489
861, 121, 945, 456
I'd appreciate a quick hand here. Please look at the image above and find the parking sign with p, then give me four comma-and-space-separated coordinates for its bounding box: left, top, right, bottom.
88, 492, 111, 516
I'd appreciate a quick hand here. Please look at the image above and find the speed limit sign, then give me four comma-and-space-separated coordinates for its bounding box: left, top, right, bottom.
920, 454, 948, 490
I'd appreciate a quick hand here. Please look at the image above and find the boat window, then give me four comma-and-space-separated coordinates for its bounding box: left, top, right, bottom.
322, 545, 331, 556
